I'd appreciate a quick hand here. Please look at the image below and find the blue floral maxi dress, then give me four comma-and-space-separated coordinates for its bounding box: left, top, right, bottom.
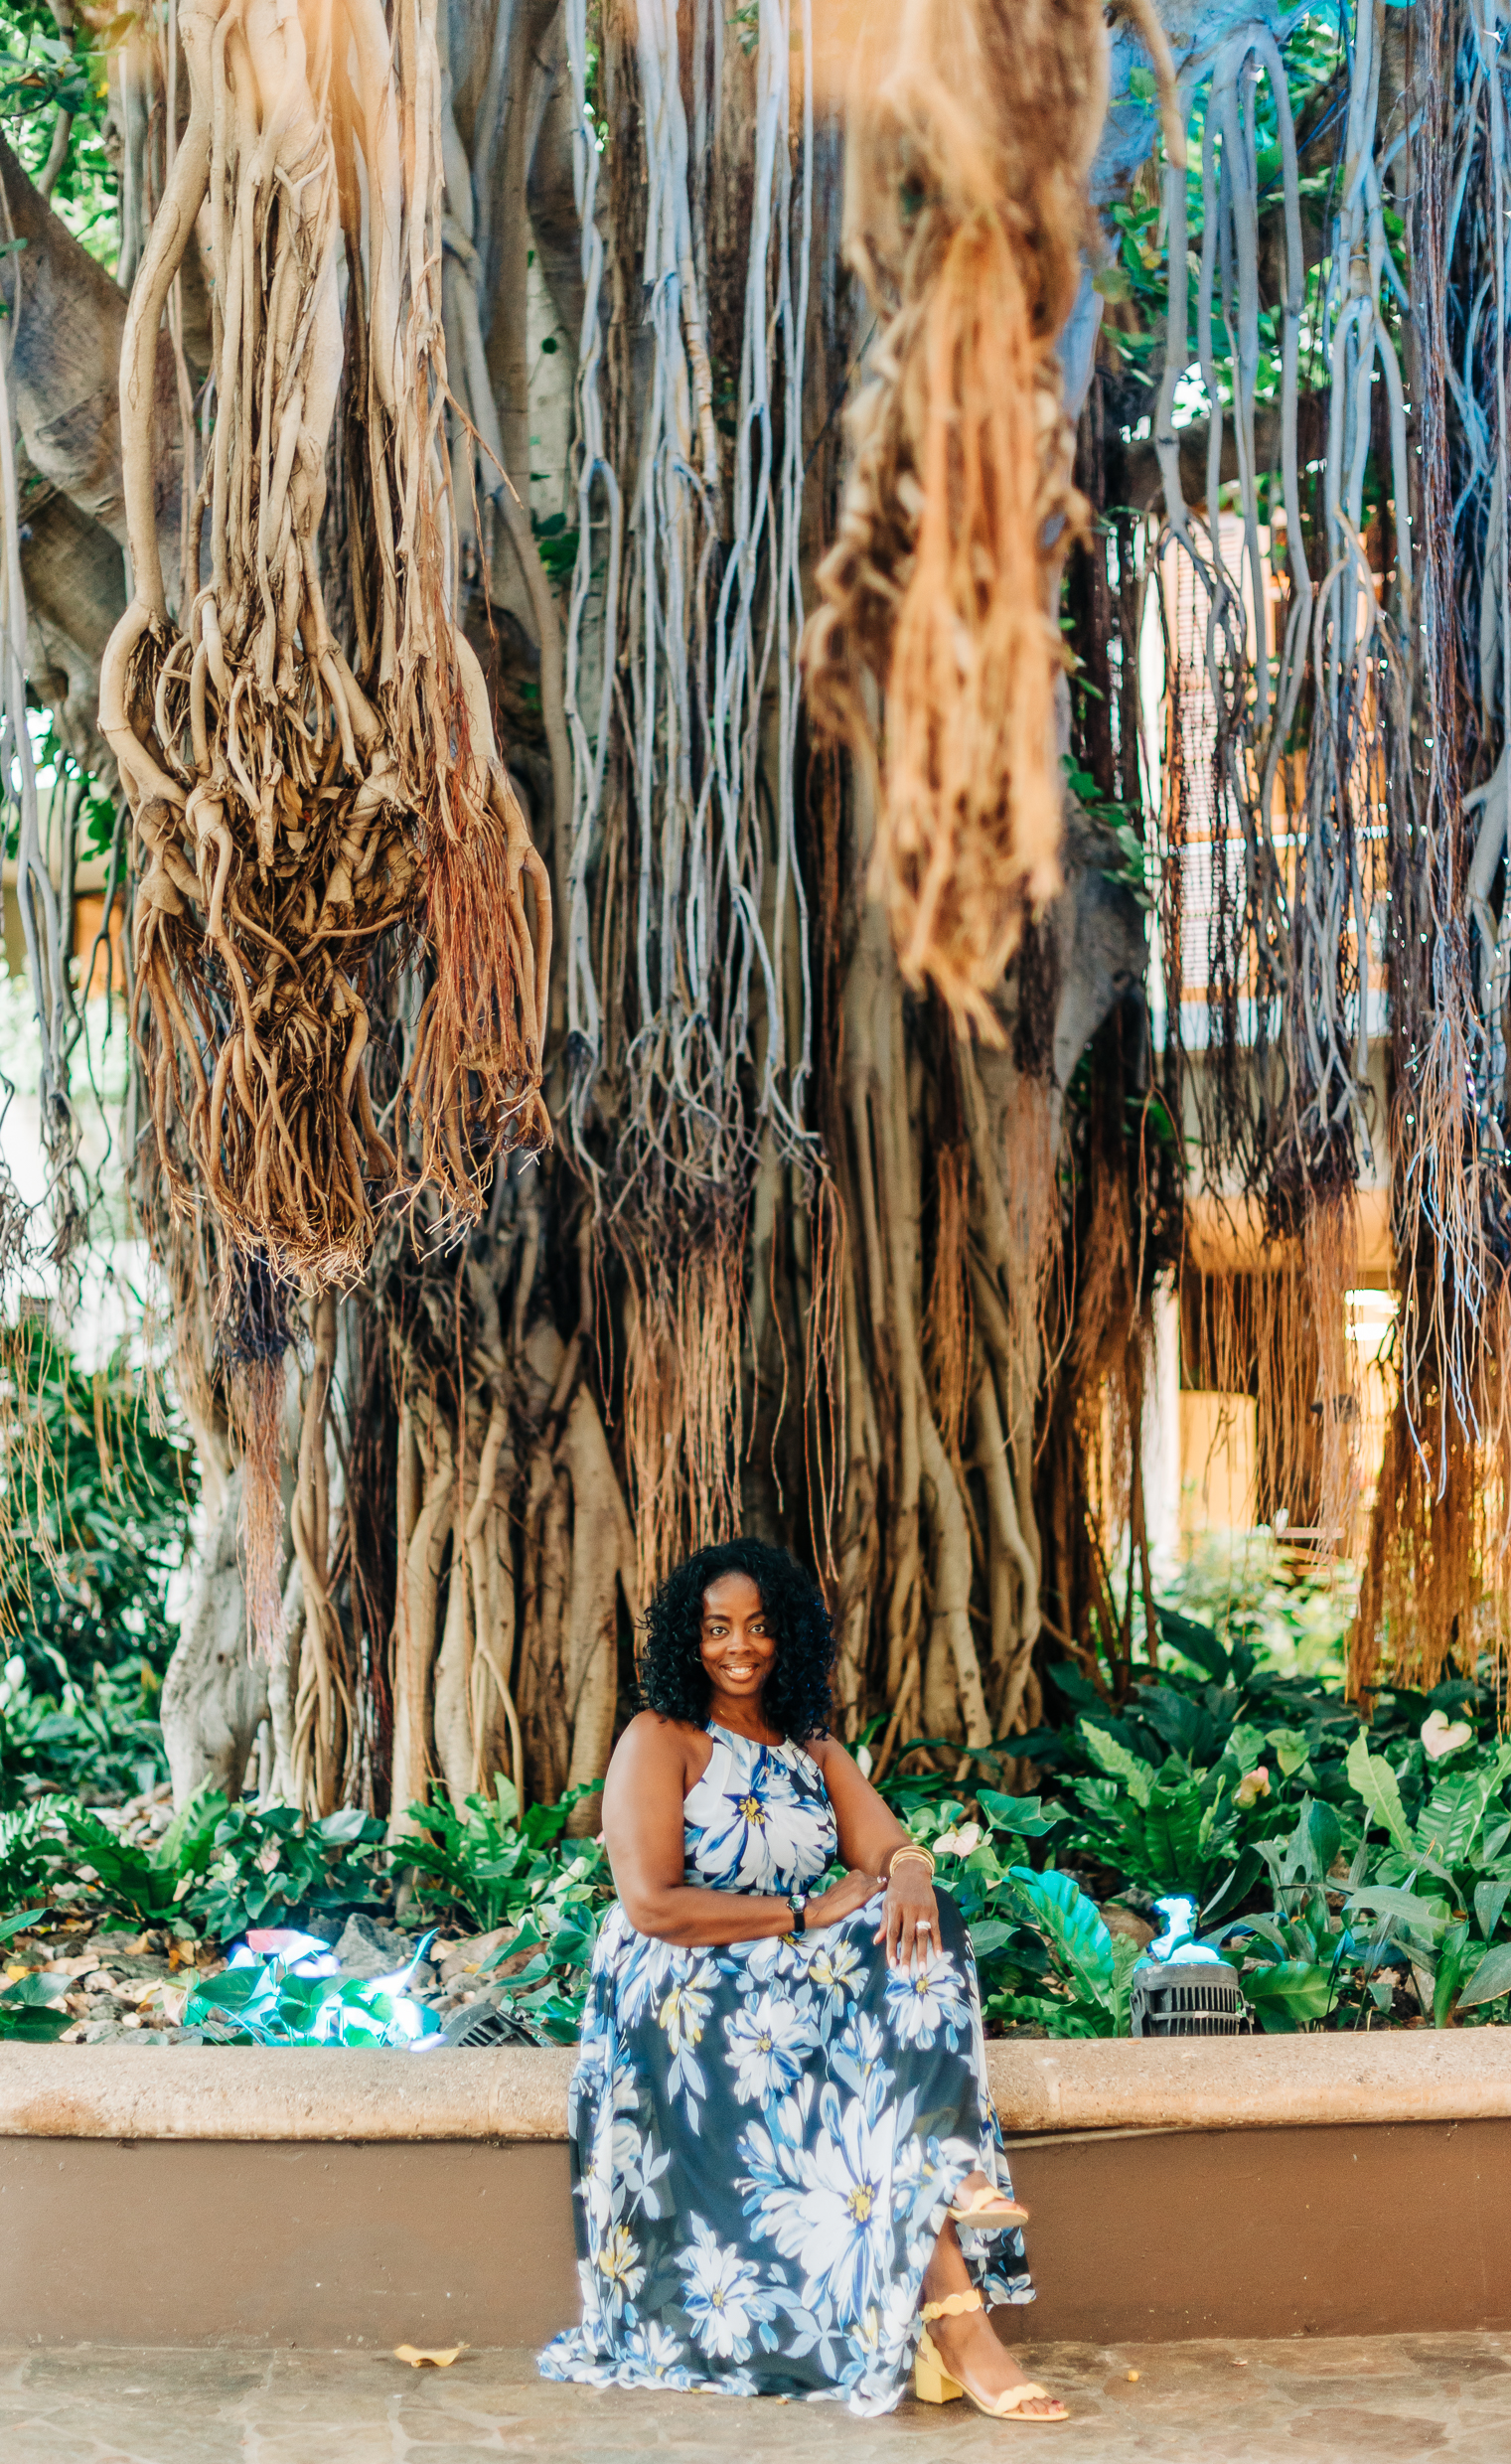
538, 1724, 1032, 2414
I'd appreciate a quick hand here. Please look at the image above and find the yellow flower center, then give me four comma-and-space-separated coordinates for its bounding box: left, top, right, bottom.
757, 2032, 772, 2053
848, 2184, 874, 2222
739, 1794, 766, 1824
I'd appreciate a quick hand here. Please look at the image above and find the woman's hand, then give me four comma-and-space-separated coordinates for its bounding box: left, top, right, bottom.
875, 1856, 940, 1970
804, 1869, 884, 1930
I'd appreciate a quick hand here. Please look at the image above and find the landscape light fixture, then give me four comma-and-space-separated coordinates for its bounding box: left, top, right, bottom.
1128, 1895, 1249, 2037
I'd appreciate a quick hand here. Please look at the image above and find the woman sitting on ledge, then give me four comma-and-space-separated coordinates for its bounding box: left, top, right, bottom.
539, 1537, 1066, 2421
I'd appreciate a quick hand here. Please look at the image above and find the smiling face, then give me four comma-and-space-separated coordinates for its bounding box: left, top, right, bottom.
698, 1571, 779, 1715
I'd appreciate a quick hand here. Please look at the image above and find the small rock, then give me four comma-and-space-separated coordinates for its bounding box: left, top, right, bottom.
1100, 1904, 1154, 1949
439, 1926, 516, 1984
333, 1914, 423, 1979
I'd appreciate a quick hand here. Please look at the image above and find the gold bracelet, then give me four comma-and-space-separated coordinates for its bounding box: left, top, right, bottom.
889, 1845, 936, 1880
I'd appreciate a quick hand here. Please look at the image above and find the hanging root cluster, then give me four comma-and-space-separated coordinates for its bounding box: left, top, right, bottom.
99, 0, 552, 1295
804, 0, 1107, 1037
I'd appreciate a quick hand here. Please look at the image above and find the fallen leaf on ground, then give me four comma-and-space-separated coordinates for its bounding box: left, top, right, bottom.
392, 2344, 468, 2369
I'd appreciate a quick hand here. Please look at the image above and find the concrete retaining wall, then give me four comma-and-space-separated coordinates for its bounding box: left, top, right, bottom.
5, 2035, 1510, 2349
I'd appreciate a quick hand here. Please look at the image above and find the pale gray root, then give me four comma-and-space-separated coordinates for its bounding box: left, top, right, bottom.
559, 1383, 640, 1833
159, 1464, 270, 1806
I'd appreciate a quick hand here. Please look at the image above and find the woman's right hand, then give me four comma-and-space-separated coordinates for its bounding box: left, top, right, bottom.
803, 1869, 883, 1930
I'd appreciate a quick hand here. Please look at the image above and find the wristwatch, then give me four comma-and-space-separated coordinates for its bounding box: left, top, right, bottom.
786, 1888, 810, 1936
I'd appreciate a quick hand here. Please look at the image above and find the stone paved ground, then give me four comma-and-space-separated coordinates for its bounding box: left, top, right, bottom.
3, 2335, 1508, 2462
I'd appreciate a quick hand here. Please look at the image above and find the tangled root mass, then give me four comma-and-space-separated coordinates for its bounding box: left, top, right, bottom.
804, 0, 1107, 1039
100, 0, 552, 1293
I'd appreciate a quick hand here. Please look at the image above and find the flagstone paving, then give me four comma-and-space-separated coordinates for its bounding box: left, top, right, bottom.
2, 2333, 1507, 2461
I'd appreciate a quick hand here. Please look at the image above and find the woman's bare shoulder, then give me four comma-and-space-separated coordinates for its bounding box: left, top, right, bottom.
610, 1711, 705, 1771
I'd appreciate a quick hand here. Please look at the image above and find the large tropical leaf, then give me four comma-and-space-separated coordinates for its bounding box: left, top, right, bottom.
0, 1964, 70, 2042
1140, 1778, 1210, 1891
1457, 1940, 1511, 2009
1080, 1724, 1154, 1808
1241, 1960, 1334, 2030
0, 2003, 71, 2042
1417, 1744, 1511, 1866
977, 1789, 1058, 1839
1155, 1610, 1230, 1683
1135, 1687, 1218, 1765
1435, 1921, 1473, 2028
1008, 1866, 1117, 2009
1220, 1723, 1268, 1775
1474, 1879, 1511, 1942
1306, 1798, 1342, 1874
1345, 1885, 1449, 1968
1345, 1732, 1414, 1857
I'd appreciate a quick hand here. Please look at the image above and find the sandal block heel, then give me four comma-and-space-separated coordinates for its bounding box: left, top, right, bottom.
914, 2329, 964, 2404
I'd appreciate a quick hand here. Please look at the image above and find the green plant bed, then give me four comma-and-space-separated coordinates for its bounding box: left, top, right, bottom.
7, 1536, 1511, 2044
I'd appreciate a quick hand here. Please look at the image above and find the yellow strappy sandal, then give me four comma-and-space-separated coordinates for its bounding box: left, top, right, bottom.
914, 2291, 1069, 2422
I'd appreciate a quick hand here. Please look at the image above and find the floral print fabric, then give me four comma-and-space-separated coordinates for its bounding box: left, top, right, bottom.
538, 1724, 1031, 2414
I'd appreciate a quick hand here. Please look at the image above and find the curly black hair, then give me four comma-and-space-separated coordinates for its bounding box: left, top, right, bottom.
636, 1538, 834, 1741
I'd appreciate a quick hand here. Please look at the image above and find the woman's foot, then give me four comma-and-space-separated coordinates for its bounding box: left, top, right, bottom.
947, 2165, 1027, 2226
921, 2180, 1064, 2421
926, 2306, 1066, 2420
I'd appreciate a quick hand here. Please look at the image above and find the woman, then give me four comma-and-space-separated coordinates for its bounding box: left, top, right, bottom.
539, 1538, 1067, 2420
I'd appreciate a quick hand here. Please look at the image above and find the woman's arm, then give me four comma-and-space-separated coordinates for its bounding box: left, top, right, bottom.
814, 1736, 916, 1875
813, 1737, 940, 1969
602, 1715, 879, 1946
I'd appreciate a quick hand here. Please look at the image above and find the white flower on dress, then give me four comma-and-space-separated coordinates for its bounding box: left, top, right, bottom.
620, 2319, 685, 2378
676, 2218, 776, 2362
885, 1946, 970, 2051
613, 1921, 678, 2030
746, 2081, 900, 2327
725, 1990, 821, 2105
687, 1739, 836, 1892
830, 2009, 895, 2119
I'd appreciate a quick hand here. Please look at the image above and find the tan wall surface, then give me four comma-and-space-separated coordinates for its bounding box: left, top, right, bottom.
5, 2119, 1511, 2350
9, 2030, 1511, 2141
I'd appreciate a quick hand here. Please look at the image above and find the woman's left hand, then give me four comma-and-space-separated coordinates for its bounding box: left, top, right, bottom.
876, 1857, 940, 1971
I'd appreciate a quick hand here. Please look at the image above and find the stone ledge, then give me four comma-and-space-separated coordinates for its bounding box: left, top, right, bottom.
3, 2029, 1511, 2141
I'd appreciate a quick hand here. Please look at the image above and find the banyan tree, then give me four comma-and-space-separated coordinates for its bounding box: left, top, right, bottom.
3, 0, 1511, 1823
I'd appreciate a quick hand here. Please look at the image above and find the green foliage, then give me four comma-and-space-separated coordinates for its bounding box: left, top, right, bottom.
891, 1790, 1133, 2037
1004, 1864, 1133, 2038
0, 1965, 69, 2039
192, 1802, 390, 1938
0, 1797, 59, 1910
1210, 1728, 1511, 2030
0, 1897, 65, 2038
0, 0, 118, 265
54, 1786, 227, 1926
0, 1651, 169, 1809
402, 1777, 612, 2039
401, 1775, 600, 1929
531, 510, 579, 581
185, 1931, 441, 2047
0, 1323, 196, 1806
